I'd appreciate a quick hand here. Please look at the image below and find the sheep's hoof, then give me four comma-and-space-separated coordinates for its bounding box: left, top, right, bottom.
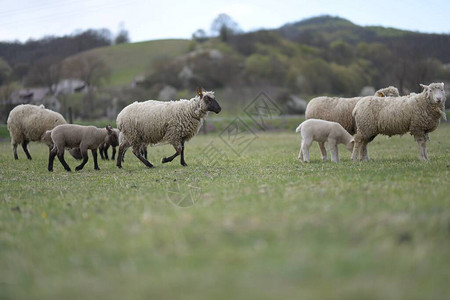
48, 168, 53, 172
75, 167, 82, 171
95, 167, 100, 171
181, 162, 188, 167
161, 157, 169, 163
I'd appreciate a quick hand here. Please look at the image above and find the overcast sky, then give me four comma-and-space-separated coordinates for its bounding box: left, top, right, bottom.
1, 0, 449, 43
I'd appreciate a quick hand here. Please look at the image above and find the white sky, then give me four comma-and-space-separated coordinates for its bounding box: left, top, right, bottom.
0, 0, 449, 43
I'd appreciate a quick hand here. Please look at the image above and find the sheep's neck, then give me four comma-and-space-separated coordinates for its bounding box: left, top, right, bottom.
190, 98, 207, 121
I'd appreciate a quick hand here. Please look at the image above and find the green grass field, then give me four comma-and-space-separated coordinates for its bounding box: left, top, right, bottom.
1, 124, 450, 299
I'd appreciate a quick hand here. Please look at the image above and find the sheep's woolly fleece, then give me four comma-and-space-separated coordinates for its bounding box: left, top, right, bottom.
7, 104, 66, 145
305, 87, 400, 135
117, 91, 214, 149
352, 83, 446, 140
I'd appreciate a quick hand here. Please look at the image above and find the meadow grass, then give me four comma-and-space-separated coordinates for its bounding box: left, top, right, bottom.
1, 124, 450, 299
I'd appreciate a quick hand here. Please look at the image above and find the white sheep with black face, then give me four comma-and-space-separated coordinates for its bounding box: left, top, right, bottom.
116, 88, 221, 168
352, 82, 446, 161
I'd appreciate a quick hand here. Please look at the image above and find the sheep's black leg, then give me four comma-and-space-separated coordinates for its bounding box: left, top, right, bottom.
180, 142, 187, 166
112, 146, 116, 160
75, 150, 88, 171
22, 141, 32, 160
48, 148, 57, 172
92, 149, 100, 170
57, 151, 72, 172
133, 147, 153, 168
142, 147, 148, 160
99, 145, 105, 160
162, 150, 180, 163
103, 144, 110, 160
116, 142, 129, 168
12, 142, 18, 160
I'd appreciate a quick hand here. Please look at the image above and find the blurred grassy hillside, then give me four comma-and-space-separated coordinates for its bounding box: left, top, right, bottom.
68, 39, 190, 87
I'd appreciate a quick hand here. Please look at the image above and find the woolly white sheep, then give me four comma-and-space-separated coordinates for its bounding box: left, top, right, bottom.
116, 88, 221, 168
48, 124, 118, 172
7, 104, 66, 160
352, 82, 446, 161
295, 119, 355, 163
305, 86, 400, 135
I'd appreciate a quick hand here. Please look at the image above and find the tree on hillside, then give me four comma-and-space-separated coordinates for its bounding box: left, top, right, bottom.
210, 13, 242, 42
0, 57, 12, 86
64, 54, 111, 91
192, 29, 208, 42
115, 23, 130, 44
25, 56, 63, 94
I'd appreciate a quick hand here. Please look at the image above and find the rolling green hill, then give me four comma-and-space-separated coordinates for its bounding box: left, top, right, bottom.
67, 39, 191, 88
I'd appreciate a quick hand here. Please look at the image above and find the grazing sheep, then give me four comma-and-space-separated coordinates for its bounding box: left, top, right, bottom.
7, 104, 66, 160
48, 124, 119, 172
374, 86, 400, 98
116, 88, 221, 168
295, 119, 354, 163
99, 128, 120, 160
305, 86, 400, 135
42, 130, 83, 160
352, 82, 446, 161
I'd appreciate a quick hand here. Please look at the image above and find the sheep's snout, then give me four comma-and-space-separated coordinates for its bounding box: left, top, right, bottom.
208, 100, 221, 114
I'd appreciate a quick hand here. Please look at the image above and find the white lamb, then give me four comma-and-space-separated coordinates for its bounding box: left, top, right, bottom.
116, 88, 221, 168
352, 82, 446, 161
7, 104, 67, 160
295, 119, 355, 163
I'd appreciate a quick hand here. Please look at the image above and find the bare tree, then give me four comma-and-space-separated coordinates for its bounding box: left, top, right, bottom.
64, 54, 110, 91
210, 13, 242, 41
25, 56, 62, 94
115, 22, 130, 44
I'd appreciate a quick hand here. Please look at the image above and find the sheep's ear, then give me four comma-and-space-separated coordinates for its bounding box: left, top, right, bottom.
420, 84, 429, 91
106, 125, 112, 133
377, 92, 384, 97
196, 87, 203, 98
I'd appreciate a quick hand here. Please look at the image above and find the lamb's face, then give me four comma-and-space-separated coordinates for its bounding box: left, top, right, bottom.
346, 139, 355, 152
422, 83, 446, 105
107, 130, 119, 147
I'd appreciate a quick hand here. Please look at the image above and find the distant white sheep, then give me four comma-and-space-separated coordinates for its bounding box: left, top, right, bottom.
295, 119, 354, 163
116, 88, 221, 168
352, 82, 446, 161
48, 124, 118, 171
7, 104, 66, 160
305, 86, 400, 135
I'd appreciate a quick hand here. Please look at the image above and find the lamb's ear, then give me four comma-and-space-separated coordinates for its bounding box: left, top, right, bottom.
106, 125, 112, 133
377, 91, 384, 97
420, 84, 429, 91
196, 87, 203, 98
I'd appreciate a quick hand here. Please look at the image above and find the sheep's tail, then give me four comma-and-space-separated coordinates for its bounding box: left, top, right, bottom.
295, 123, 302, 133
